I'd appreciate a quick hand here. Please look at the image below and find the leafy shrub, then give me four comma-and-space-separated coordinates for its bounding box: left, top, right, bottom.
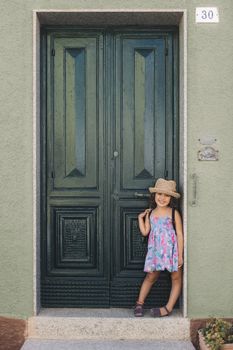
201, 318, 233, 350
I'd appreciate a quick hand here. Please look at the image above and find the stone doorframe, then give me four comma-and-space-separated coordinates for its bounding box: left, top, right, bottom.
32, 8, 188, 316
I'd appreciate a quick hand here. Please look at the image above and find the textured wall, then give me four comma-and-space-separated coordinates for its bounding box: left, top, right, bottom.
0, 0, 232, 318
186, 1, 233, 318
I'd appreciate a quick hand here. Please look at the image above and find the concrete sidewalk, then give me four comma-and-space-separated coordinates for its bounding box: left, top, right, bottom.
21, 339, 196, 349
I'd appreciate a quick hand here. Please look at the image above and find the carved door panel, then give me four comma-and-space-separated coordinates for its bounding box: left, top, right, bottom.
41, 29, 178, 307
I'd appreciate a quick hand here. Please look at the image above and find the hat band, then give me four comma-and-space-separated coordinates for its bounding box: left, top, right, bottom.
149, 186, 180, 198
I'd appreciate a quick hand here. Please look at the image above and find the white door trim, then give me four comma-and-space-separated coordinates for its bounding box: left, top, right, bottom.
32, 8, 188, 317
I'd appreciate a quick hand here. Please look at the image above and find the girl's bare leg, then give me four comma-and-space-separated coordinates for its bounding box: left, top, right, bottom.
160, 268, 182, 315
137, 271, 160, 304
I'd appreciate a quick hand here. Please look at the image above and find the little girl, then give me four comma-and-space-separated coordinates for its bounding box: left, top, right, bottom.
134, 178, 183, 317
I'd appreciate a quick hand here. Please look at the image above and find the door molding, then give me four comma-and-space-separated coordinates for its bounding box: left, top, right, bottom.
33, 9, 187, 316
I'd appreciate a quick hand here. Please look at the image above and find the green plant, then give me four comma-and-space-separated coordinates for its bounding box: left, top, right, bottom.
201, 318, 233, 350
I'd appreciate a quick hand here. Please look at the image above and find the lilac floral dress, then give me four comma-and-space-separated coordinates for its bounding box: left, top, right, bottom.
144, 215, 178, 273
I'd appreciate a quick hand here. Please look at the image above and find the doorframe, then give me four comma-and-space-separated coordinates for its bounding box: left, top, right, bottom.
33, 8, 188, 316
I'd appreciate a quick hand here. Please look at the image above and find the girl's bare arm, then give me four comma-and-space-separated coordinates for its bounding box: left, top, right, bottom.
175, 210, 184, 267
138, 209, 151, 236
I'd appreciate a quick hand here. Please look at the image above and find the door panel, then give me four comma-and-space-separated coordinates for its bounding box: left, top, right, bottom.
41, 32, 109, 307
118, 36, 166, 190
41, 28, 178, 308
48, 204, 101, 276
53, 37, 101, 189
111, 33, 175, 307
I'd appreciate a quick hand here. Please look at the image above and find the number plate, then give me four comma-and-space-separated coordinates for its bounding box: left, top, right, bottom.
196, 7, 219, 23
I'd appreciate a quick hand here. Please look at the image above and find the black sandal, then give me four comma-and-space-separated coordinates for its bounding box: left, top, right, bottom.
150, 305, 171, 317
134, 303, 144, 317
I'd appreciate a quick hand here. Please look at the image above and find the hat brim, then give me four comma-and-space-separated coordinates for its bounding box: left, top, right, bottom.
149, 187, 180, 198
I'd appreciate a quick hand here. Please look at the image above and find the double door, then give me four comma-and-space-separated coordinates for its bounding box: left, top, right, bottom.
41, 28, 178, 307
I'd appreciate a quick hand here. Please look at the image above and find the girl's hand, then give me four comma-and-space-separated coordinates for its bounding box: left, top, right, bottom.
138, 209, 151, 236
138, 209, 151, 219
178, 257, 183, 269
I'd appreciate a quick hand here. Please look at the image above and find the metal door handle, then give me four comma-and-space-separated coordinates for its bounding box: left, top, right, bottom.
134, 192, 150, 198
191, 173, 197, 206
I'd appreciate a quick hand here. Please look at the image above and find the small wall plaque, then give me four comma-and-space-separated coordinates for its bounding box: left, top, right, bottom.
196, 7, 219, 23
198, 146, 219, 161
198, 136, 217, 145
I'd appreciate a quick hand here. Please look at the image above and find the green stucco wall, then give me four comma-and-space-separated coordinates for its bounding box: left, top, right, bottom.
187, 1, 233, 318
0, 0, 232, 319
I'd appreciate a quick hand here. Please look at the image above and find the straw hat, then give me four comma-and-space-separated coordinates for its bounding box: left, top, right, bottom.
149, 178, 180, 198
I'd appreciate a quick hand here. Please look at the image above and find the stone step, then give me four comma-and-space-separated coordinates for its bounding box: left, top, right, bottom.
28, 308, 191, 341
21, 339, 196, 350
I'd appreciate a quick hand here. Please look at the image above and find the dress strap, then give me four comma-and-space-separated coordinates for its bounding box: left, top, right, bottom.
172, 208, 176, 234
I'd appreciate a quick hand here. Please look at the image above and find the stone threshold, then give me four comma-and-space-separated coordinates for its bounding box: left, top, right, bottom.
28, 308, 190, 341
39, 307, 183, 318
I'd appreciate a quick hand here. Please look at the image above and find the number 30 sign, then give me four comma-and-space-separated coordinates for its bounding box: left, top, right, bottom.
196, 7, 219, 23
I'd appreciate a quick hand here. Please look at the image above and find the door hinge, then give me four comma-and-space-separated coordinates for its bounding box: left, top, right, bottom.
165, 47, 168, 56
51, 171, 55, 179
164, 170, 169, 179
51, 49, 55, 56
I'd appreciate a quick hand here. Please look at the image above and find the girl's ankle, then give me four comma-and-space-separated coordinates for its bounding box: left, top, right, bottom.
136, 300, 144, 305
164, 305, 172, 313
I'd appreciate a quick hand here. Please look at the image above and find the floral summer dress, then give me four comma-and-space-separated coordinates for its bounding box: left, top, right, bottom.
144, 214, 178, 273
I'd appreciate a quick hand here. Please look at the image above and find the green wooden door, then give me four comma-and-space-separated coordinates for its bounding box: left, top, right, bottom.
41, 28, 178, 308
